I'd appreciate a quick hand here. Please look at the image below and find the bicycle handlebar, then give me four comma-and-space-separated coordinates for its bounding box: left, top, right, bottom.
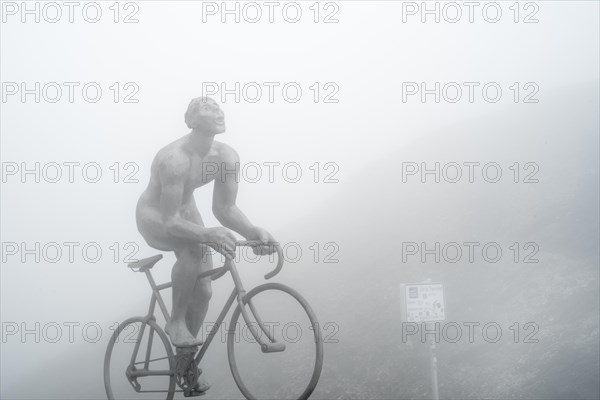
236, 241, 284, 280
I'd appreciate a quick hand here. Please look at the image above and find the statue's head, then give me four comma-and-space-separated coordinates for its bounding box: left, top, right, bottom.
184, 97, 225, 134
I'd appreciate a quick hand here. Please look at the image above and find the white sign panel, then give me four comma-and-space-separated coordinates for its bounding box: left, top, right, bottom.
404, 283, 446, 322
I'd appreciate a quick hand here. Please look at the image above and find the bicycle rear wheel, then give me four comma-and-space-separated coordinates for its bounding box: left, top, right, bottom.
104, 317, 176, 400
227, 283, 323, 400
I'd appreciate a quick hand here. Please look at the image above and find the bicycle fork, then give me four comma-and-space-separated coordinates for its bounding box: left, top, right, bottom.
229, 258, 287, 353
194, 259, 286, 367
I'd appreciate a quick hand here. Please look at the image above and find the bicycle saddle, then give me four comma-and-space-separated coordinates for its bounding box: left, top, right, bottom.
128, 254, 163, 272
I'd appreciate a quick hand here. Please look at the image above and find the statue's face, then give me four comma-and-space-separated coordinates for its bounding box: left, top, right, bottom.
196, 98, 225, 134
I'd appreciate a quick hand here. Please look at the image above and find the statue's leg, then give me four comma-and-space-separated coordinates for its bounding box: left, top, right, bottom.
186, 243, 213, 337
187, 263, 214, 395
179, 202, 214, 337
165, 246, 204, 347
136, 204, 208, 347
177, 244, 213, 394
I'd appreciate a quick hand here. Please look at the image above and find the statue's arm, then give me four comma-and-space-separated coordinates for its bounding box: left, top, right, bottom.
212, 146, 256, 238
159, 154, 209, 242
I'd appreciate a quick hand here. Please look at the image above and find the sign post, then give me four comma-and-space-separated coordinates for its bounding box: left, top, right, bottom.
427, 320, 440, 400
400, 280, 445, 400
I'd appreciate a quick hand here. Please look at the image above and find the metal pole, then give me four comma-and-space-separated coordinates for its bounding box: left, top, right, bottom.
427, 321, 440, 400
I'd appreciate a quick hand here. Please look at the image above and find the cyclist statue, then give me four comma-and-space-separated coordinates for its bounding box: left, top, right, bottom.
135, 96, 276, 394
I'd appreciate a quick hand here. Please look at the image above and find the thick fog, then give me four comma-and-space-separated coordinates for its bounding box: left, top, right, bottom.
1, 1, 599, 399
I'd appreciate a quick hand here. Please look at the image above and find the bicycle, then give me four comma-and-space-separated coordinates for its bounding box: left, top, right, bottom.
104, 241, 324, 400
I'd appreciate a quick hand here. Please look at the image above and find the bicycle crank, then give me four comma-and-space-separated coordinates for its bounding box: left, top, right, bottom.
175, 346, 201, 397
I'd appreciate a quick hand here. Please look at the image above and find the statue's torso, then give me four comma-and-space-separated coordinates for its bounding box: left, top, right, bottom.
138, 136, 224, 212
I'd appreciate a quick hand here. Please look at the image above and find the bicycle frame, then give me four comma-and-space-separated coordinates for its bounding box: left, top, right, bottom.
128, 242, 285, 379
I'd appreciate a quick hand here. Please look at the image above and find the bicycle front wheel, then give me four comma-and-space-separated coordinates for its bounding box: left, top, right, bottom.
227, 283, 324, 400
104, 317, 176, 400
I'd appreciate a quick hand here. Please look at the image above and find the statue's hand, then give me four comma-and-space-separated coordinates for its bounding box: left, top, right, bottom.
246, 227, 277, 255
205, 227, 237, 260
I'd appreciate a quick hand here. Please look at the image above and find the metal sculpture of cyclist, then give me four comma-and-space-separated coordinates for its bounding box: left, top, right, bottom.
135, 97, 277, 396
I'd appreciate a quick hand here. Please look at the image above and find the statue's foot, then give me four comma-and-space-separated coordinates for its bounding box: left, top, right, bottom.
183, 378, 210, 397
194, 377, 210, 393
183, 388, 205, 397
165, 322, 203, 347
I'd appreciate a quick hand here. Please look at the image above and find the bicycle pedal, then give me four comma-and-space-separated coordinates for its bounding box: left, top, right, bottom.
184, 389, 206, 397
127, 377, 141, 392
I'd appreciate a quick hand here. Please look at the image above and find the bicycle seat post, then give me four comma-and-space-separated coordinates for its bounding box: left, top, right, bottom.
144, 269, 158, 291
